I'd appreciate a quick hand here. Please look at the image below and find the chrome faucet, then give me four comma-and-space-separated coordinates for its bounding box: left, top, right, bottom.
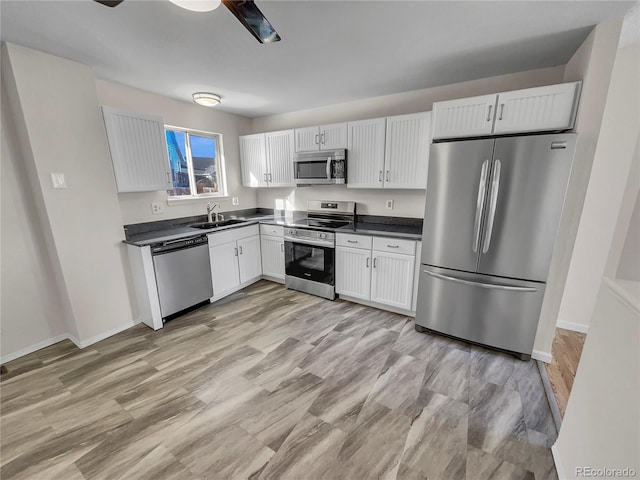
206, 202, 224, 223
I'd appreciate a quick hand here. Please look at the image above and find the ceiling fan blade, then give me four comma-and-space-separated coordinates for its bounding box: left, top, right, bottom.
94, 0, 125, 7
222, 0, 281, 44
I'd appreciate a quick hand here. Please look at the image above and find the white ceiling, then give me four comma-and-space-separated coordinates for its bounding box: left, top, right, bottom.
0, 1, 634, 118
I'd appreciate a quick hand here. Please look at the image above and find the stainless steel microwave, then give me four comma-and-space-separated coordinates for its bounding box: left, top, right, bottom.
293, 149, 347, 186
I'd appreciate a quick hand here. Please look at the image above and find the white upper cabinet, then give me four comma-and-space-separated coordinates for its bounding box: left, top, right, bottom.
431, 81, 581, 140
101, 107, 172, 192
320, 123, 348, 150
240, 131, 294, 187
294, 123, 347, 152
294, 126, 320, 152
265, 130, 294, 187
347, 118, 386, 188
492, 83, 581, 135
384, 112, 431, 189
240, 133, 268, 187
431, 94, 497, 140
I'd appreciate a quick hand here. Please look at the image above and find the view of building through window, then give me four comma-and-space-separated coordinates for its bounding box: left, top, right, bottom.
165, 128, 224, 197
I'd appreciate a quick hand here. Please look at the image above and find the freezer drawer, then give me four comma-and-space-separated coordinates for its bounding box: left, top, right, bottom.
415, 265, 545, 357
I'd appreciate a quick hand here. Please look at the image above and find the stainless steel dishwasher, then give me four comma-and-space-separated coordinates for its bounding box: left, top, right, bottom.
151, 234, 213, 320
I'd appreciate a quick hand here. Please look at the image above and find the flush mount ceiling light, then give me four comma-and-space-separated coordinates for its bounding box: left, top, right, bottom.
192, 92, 221, 107
168, 0, 221, 12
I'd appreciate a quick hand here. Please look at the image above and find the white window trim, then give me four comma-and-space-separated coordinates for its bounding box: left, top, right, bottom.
165, 124, 228, 199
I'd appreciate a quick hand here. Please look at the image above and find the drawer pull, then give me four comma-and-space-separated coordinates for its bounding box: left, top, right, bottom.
387, 244, 399, 248
347, 240, 358, 244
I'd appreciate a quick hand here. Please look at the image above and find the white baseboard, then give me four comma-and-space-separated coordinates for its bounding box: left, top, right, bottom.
261, 275, 285, 285
532, 349, 553, 363
338, 294, 416, 317
73, 320, 139, 349
0, 334, 70, 364
556, 319, 589, 333
551, 444, 566, 480
1, 319, 141, 364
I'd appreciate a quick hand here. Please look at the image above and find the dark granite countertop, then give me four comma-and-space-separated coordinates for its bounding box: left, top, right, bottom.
337, 222, 422, 240
123, 209, 423, 246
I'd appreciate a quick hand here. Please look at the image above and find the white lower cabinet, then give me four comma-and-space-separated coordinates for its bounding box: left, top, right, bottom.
238, 235, 262, 283
336, 234, 416, 313
261, 235, 285, 280
210, 241, 242, 298
208, 225, 261, 300
336, 246, 371, 300
370, 252, 414, 310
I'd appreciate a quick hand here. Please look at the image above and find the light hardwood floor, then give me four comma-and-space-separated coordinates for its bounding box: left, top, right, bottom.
543, 328, 586, 417
1, 280, 557, 479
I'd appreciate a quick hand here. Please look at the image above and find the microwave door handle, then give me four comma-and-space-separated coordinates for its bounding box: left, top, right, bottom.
326, 158, 331, 179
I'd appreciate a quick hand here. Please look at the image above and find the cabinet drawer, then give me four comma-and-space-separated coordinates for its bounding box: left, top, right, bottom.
208, 224, 259, 247
260, 224, 284, 237
373, 237, 415, 256
336, 233, 373, 250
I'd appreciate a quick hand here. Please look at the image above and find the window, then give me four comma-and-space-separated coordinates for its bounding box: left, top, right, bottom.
165, 127, 226, 198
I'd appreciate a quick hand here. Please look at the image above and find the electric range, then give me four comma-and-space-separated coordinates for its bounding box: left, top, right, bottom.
283, 200, 356, 300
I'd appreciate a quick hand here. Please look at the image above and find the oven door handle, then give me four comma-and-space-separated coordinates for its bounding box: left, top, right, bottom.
326, 158, 332, 180
284, 236, 334, 248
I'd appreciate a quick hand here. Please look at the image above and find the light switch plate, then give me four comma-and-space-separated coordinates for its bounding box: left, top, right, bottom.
386, 199, 394, 210
232, 197, 239, 206
51, 172, 67, 189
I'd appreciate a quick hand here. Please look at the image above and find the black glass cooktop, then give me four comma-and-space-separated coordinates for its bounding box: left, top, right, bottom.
288, 218, 351, 231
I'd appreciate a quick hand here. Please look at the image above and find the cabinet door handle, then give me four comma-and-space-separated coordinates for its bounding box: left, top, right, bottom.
486, 104, 493, 122
366, 257, 370, 268
234, 247, 238, 256
373, 258, 377, 268
387, 244, 399, 248
239, 245, 243, 255
386, 171, 390, 182
379, 171, 383, 182
166, 171, 171, 184
321, 132, 326, 145
263, 173, 267, 182
498, 103, 505, 121
268, 173, 272, 182
280, 243, 284, 252
315, 134, 319, 145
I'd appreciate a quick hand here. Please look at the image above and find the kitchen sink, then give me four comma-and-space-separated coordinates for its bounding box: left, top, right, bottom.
189, 219, 247, 229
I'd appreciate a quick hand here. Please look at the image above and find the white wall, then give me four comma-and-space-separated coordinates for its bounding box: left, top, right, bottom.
557, 40, 639, 331
1, 78, 71, 361
553, 277, 640, 479
534, 20, 622, 352
3, 43, 136, 349
616, 190, 640, 281
95, 80, 256, 225
253, 66, 565, 217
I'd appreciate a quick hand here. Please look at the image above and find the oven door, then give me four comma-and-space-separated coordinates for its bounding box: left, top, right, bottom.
284, 239, 335, 285
293, 159, 333, 185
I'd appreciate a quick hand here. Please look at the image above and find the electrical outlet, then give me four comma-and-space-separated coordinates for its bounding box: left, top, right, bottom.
51, 172, 68, 189
151, 202, 164, 215
386, 199, 394, 210
232, 197, 239, 206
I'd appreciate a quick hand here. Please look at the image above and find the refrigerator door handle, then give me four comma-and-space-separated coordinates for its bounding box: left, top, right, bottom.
482, 159, 501, 254
423, 269, 538, 292
472, 159, 490, 253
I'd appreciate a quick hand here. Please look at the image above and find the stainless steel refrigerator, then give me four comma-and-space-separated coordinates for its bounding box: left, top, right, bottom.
415, 134, 576, 360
